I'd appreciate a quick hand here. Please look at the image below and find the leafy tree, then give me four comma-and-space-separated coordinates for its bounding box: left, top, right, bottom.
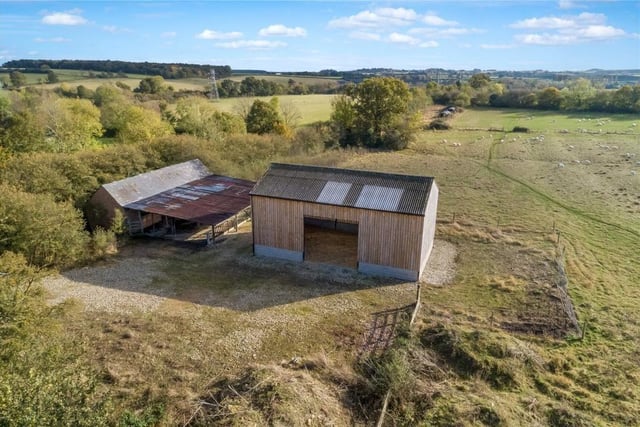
46, 70, 59, 84
468, 73, 492, 89
562, 78, 596, 110
332, 77, 416, 149
76, 85, 94, 100
611, 85, 640, 113
170, 97, 245, 139
40, 98, 103, 152
0, 185, 90, 267
115, 105, 173, 143
135, 76, 167, 94
218, 79, 241, 97
0, 91, 48, 152
94, 84, 133, 135
537, 87, 564, 110
330, 94, 357, 147
0, 251, 112, 425
280, 100, 303, 128
245, 98, 286, 135
9, 71, 27, 88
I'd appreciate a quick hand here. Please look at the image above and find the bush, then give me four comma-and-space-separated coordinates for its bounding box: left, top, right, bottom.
512, 126, 529, 133
426, 119, 451, 130
0, 185, 91, 268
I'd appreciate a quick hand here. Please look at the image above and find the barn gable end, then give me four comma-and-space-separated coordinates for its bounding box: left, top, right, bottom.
250, 163, 438, 281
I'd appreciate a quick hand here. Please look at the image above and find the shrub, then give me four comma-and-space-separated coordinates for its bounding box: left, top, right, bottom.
512, 126, 529, 133
426, 119, 451, 130
0, 185, 91, 268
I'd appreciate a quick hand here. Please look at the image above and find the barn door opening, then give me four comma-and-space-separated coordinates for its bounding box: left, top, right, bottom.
303, 217, 358, 269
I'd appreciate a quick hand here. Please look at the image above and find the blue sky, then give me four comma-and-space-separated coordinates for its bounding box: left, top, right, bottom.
2, 1, 639, 71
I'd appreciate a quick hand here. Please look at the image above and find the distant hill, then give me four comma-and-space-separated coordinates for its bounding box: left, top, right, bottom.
2, 59, 231, 80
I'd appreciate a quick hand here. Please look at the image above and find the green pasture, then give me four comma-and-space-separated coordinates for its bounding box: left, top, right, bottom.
333, 108, 640, 422
214, 94, 335, 125
453, 107, 639, 133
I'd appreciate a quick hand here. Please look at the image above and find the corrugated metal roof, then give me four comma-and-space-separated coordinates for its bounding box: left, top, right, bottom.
355, 185, 403, 211
125, 175, 254, 226
316, 181, 352, 205
251, 163, 434, 216
103, 159, 211, 206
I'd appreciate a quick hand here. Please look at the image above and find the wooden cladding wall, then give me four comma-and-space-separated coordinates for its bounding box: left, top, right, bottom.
252, 196, 305, 252
420, 183, 439, 273
252, 195, 425, 272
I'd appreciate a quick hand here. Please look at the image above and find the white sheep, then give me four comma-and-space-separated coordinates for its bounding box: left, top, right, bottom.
558, 162, 565, 168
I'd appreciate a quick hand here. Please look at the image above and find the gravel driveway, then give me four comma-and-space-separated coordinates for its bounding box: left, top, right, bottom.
43, 239, 457, 314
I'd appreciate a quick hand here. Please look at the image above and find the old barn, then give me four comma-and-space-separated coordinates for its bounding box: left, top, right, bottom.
87, 159, 254, 240
250, 163, 439, 281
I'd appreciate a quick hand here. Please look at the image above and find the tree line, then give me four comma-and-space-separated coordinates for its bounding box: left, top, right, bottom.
217, 76, 339, 97
423, 74, 640, 114
3, 59, 231, 79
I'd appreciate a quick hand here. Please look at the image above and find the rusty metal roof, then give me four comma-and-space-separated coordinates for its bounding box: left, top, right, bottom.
251, 163, 434, 216
103, 159, 211, 206
125, 175, 254, 226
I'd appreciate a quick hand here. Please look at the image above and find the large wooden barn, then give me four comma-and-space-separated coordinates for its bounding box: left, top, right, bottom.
250, 163, 439, 281
86, 159, 254, 240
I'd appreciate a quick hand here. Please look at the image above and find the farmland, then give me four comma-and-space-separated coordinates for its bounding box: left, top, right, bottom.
37, 106, 640, 424
215, 94, 335, 125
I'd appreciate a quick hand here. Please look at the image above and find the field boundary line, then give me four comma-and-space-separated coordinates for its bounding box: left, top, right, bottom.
479, 155, 640, 239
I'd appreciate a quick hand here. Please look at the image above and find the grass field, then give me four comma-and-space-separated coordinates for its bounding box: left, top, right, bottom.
0, 70, 339, 94
214, 94, 335, 125
44, 107, 640, 424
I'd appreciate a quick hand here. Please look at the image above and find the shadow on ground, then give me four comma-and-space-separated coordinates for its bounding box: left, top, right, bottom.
44, 227, 430, 313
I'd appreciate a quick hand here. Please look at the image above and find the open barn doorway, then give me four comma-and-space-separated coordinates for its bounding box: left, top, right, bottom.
303, 217, 358, 269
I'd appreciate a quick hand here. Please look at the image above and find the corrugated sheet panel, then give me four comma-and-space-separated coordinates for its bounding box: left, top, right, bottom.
316, 181, 352, 205
103, 159, 211, 206
251, 163, 434, 216
124, 174, 254, 226
355, 185, 403, 211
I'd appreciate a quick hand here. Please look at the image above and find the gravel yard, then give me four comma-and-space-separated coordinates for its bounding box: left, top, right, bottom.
43, 234, 457, 315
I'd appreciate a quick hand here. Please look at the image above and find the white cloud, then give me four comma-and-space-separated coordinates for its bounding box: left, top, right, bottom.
216, 40, 286, 49
328, 7, 418, 29
102, 25, 131, 33
480, 43, 515, 49
511, 16, 575, 29
259, 24, 306, 37
377, 7, 418, 21
423, 14, 458, 26
42, 11, 87, 25
196, 29, 243, 40
511, 12, 605, 29
516, 33, 572, 45
161, 31, 176, 38
389, 32, 420, 45
558, 0, 581, 9
410, 27, 483, 37
349, 31, 381, 41
511, 12, 625, 45
574, 25, 624, 38
35, 36, 71, 43
419, 40, 439, 48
